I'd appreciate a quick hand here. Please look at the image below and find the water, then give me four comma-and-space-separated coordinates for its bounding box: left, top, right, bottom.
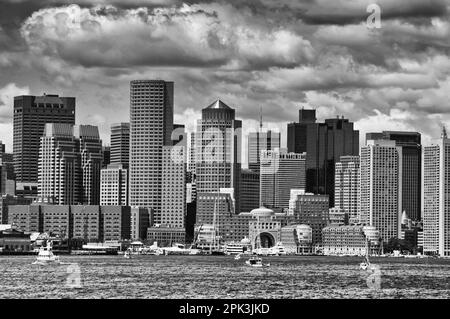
0, 255, 449, 298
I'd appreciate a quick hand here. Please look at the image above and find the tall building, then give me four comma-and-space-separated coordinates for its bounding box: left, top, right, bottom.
188, 132, 197, 174
240, 169, 260, 212
13, 94, 76, 183
195, 99, 242, 214
287, 109, 359, 207
360, 139, 402, 243
160, 144, 186, 227
110, 123, 130, 168
38, 124, 102, 205
77, 125, 103, 205
366, 131, 421, 221
100, 164, 128, 206
248, 130, 280, 173
260, 150, 306, 210
334, 155, 360, 222
129, 80, 173, 218
38, 123, 81, 205
102, 146, 110, 168
423, 129, 450, 256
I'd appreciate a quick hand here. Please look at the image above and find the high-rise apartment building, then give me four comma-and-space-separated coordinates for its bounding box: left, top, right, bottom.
287, 109, 359, 207
248, 130, 280, 173
129, 80, 174, 218
334, 155, 360, 222
110, 123, 130, 168
13, 94, 75, 183
366, 131, 421, 221
423, 129, 450, 257
195, 99, 242, 213
260, 150, 306, 210
360, 139, 402, 243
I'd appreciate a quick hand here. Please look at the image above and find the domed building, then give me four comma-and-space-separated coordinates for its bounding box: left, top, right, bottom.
249, 206, 281, 249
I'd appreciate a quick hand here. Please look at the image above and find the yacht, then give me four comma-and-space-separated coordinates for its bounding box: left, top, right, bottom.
245, 257, 270, 268
33, 241, 60, 265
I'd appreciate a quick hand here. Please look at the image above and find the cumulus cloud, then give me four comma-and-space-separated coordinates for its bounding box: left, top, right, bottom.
0, 83, 30, 123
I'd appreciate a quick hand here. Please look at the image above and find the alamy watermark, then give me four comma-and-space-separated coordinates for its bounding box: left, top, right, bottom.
366, 4, 382, 29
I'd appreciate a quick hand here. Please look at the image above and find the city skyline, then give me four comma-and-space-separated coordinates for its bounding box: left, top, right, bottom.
1, 0, 450, 155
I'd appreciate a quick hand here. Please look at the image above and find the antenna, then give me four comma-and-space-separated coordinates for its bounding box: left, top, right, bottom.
442, 126, 448, 139
259, 106, 263, 132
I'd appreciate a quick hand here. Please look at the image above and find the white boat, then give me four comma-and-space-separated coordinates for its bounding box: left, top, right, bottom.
124, 250, 132, 259
245, 257, 270, 268
33, 241, 60, 265
234, 253, 242, 260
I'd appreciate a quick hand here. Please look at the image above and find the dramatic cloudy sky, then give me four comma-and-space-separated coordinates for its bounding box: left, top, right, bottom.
1, 0, 450, 162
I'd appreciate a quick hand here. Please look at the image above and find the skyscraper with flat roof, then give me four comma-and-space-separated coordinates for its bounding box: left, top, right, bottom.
334, 155, 360, 222
13, 94, 76, 183
129, 80, 174, 220
248, 130, 280, 174
110, 123, 130, 168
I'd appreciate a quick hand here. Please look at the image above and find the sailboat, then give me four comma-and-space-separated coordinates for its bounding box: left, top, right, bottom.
360, 237, 371, 270
209, 191, 225, 255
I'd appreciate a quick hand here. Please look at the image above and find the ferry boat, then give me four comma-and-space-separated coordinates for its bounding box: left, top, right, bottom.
32, 241, 60, 265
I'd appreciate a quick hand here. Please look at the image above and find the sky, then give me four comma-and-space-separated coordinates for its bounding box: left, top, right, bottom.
1, 0, 450, 161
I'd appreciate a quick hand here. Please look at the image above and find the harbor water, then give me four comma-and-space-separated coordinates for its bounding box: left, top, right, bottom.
0, 255, 449, 299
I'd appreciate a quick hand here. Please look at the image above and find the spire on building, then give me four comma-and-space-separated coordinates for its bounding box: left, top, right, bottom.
259, 106, 263, 132
442, 126, 448, 139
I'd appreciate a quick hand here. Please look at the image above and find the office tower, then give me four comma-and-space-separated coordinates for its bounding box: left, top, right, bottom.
100, 164, 128, 206
260, 150, 306, 210
160, 144, 186, 227
287, 109, 359, 207
188, 132, 197, 173
360, 139, 402, 243
38, 123, 81, 205
195, 99, 242, 213
77, 125, 103, 205
240, 169, 260, 212
366, 131, 422, 221
13, 94, 76, 183
334, 155, 360, 222
423, 129, 450, 256
1, 159, 15, 196
248, 130, 280, 173
290, 190, 329, 245
129, 80, 173, 219
110, 123, 130, 168
102, 146, 110, 168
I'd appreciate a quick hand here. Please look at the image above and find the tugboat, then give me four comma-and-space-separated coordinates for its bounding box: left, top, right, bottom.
245, 257, 270, 268
33, 241, 60, 265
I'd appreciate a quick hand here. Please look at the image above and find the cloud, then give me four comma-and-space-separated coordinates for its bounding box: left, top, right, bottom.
0, 83, 30, 123
19, 3, 314, 70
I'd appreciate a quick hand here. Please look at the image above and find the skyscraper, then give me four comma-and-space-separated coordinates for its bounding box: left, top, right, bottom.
366, 131, 422, 221
240, 169, 260, 212
13, 94, 76, 183
100, 164, 128, 206
360, 139, 402, 243
38, 123, 80, 205
248, 130, 280, 174
195, 99, 242, 213
423, 129, 450, 257
260, 150, 306, 210
110, 123, 130, 168
129, 80, 174, 218
287, 109, 359, 207
334, 155, 360, 222
77, 125, 103, 205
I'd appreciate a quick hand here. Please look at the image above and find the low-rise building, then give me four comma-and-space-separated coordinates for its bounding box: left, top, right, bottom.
322, 225, 381, 256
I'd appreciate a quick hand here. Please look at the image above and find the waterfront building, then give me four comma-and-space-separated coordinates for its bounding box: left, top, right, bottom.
287, 109, 359, 207
0, 194, 32, 224
280, 224, 313, 254
367, 131, 422, 221
423, 129, 450, 256
100, 206, 131, 241
360, 139, 402, 243
260, 150, 306, 210
130, 207, 151, 240
322, 225, 381, 256
71, 205, 100, 241
13, 94, 76, 184
129, 80, 174, 220
289, 191, 329, 245
147, 226, 186, 246
0, 224, 32, 252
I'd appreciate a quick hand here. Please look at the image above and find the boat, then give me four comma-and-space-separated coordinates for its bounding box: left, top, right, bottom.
245, 257, 270, 268
124, 250, 132, 259
32, 241, 60, 265
360, 238, 371, 270
234, 253, 242, 260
